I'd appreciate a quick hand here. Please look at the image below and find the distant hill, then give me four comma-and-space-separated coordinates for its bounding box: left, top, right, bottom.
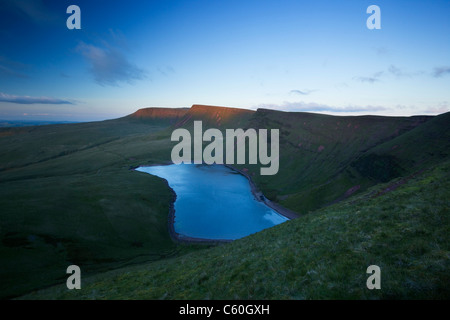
0, 120, 78, 128
174, 104, 254, 128
124, 107, 189, 125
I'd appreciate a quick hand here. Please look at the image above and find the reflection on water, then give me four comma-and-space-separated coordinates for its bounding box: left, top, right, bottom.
136, 164, 288, 240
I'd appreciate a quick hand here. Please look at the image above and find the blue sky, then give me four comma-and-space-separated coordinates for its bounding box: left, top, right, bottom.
1, 0, 449, 121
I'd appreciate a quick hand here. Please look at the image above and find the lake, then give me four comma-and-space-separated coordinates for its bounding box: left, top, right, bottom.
136, 164, 288, 240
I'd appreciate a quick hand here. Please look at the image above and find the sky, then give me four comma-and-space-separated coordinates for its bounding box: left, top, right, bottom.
0, 0, 449, 121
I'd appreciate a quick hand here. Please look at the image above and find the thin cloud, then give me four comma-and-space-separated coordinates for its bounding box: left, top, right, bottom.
354, 71, 383, 84
374, 46, 388, 56
422, 102, 449, 115
432, 66, 450, 78
289, 89, 316, 96
388, 65, 408, 77
0, 56, 30, 79
0, 92, 74, 105
108, 29, 130, 50
256, 101, 387, 113
157, 65, 175, 76
76, 41, 146, 86
0, 65, 28, 79
355, 76, 380, 84
3, 0, 61, 25
335, 82, 349, 90
388, 65, 424, 78
355, 65, 426, 83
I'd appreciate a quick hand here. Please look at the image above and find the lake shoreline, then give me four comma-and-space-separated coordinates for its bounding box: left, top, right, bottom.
166, 179, 233, 244
134, 163, 299, 244
223, 164, 300, 220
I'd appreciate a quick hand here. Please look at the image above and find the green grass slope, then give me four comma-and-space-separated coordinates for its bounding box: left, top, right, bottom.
352, 111, 450, 173
123, 107, 189, 126
22, 159, 450, 299
1, 105, 449, 299
0, 117, 173, 172
229, 110, 449, 216
0, 112, 202, 299
173, 104, 255, 129
170, 107, 442, 215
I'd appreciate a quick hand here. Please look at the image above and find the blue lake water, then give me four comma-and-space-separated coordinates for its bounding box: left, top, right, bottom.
136, 164, 288, 240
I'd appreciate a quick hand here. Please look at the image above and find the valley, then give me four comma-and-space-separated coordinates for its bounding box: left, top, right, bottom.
0, 105, 448, 299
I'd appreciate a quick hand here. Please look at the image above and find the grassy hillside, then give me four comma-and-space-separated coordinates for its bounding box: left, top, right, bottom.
0, 115, 200, 299
171, 104, 255, 130
22, 159, 450, 299
124, 107, 189, 126
170, 107, 448, 216
240, 110, 437, 213
0, 117, 171, 172
355, 111, 450, 171
1, 105, 449, 299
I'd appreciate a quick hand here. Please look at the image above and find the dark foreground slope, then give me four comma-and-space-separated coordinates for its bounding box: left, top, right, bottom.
0, 113, 191, 299
22, 158, 450, 299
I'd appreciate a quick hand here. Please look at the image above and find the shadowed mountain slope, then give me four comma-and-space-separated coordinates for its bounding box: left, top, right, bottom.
124, 107, 189, 125
169, 106, 443, 214
173, 104, 254, 128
